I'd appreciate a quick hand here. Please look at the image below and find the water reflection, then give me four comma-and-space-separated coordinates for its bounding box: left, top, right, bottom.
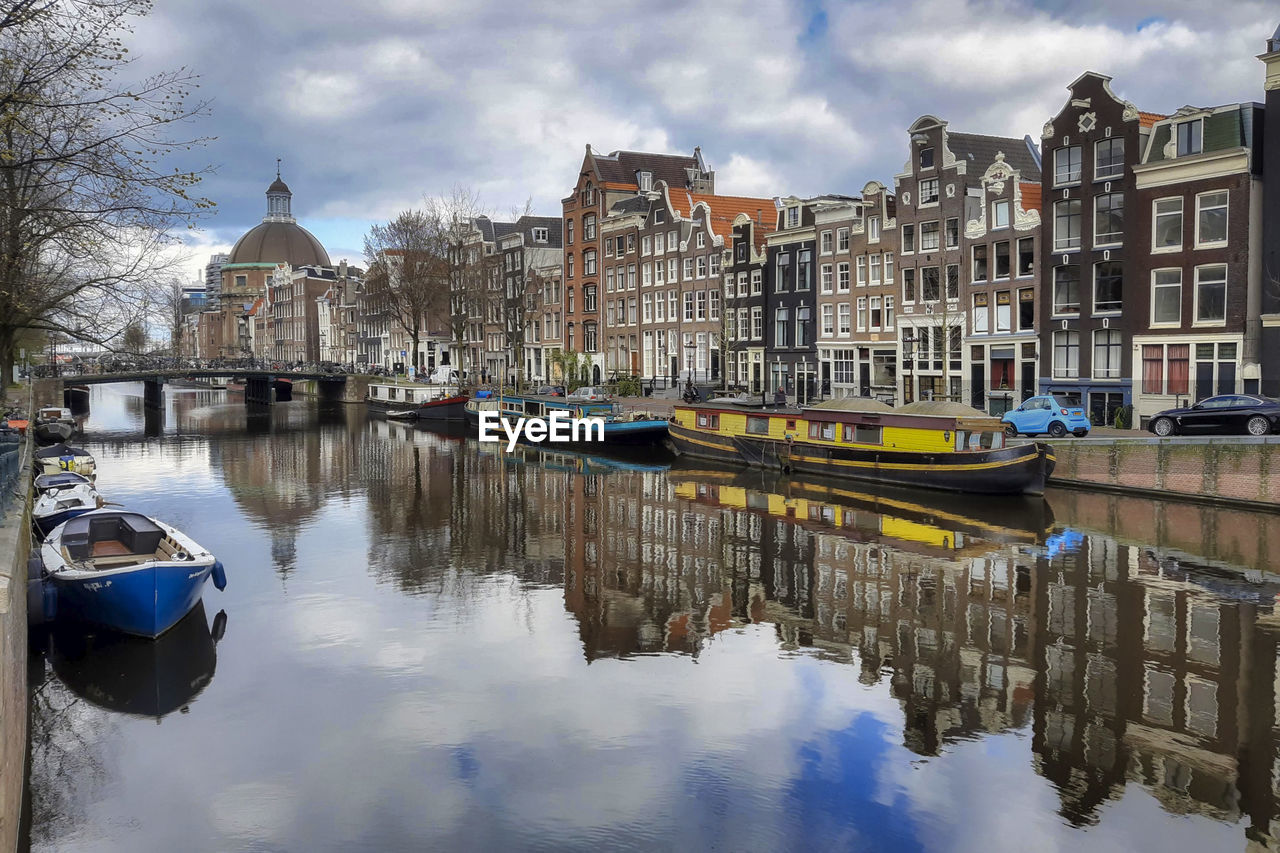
27, 384, 1280, 852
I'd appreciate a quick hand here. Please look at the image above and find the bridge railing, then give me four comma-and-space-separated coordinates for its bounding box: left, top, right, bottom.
32, 357, 360, 378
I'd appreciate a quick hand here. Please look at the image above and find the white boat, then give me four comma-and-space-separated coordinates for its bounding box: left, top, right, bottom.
34, 406, 75, 443
38, 509, 226, 637
33, 472, 103, 536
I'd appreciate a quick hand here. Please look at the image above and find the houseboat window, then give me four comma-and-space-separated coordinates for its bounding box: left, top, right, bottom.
698, 413, 708, 427
967, 431, 1004, 450
808, 421, 836, 440
853, 425, 882, 444
786, 420, 797, 431
389, 387, 398, 400
746, 416, 770, 435
405, 390, 414, 402
697, 412, 719, 429
524, 400, 541, 416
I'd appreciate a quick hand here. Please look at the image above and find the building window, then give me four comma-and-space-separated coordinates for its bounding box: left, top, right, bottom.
1196, 191, 1228, 247
1054, 146, 1082, 185
870, 296, 883, 330
787, 206, 800, 228
1094, 261, 1122, 313
995, 291, 1011, 332
820, 264, 833, 294
868, 216, 880, 241
973, 293, 989, 333
567, 220, 574, 245
920, 221, 940, 251
821, 304, 834, 336
1018, 288, 1034, 331
1143, 344, 1190, 395
752, 306, 763, 339
920, 147, 934, 169
820, 230, 833, 254
775, 307, 788, 346
584, 214, 596, 240
994, 242, 1010, 280
856, 256, 866, 286
683, 291, 694, 321
885, 296, 895, 330
1154, 198, 1183, 251
869, 254, 881, 284
919, 179, 939, 205
1093, 329, 1123, 379
837, 228, 850, 252
837, 262, 850, 293
1053, 330, 1079, 378
584, 323, 597, 353
696, 256, 707, 279
856, 297, 867, 332
1095, 138, 1124, 180
797, 250, 811, 291
1053, 265, 1080, 315
1152, 269, 1182, 325
921, 266, 939, 302
944, 217, 958, 249
1177, 120, 1203, 157
945, 264, 959, 300
903, 268, 916, 302
668, 258, 678, 282
795, 306, 811, 346
567, 254, 574, 279
584, 284, 597, 312
583, 249, 597, 276
1195, 264, 1227, 324
1017, 237, 1034, 277
637, 171, 652, 192
641, 235, 651, 256
902, 224, 915, 253
751, 269, 762, 295
973, 245, 988, 281
1094, 192, 1124, 247
533, 227, 548, 243
1054, 200, 1081, 251
775, 254, 790, 291
992, 200, 1010, 229
884, 252, 894, 284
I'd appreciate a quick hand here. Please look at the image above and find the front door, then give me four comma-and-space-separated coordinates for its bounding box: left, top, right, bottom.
859, 362, 871, 397
970, 363, 984, 410
1195, 362, 1213, 402
1021, 361, 1035, 401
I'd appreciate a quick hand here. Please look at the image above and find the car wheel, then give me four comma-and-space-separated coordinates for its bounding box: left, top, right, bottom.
1004, 423, 1018, 438
1047, 421, 1067, 438
1247, 415, 1270, 437
1152, 417, 1175, 437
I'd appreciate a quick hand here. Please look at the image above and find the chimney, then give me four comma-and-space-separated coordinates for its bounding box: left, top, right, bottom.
339, 259, 347, 278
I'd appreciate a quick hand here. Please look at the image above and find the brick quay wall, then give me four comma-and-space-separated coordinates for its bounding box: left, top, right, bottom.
1044, 437, 1280, 511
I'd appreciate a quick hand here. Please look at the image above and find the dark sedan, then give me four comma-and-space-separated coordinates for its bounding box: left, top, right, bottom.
1147, 394, 1280, 437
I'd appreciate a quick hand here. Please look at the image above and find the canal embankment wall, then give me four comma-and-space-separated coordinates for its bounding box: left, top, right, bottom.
1045, 436, 1280, 511
0, 401, 31, 853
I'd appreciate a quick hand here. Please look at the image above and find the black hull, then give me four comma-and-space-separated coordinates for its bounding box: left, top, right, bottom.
414, 401, 467, 422
463, 408, 668, 447
34, 422, 73, 445
667, 421, 1054, 496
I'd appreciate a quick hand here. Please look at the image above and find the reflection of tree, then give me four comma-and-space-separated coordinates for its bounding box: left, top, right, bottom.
25, 650, 114, 848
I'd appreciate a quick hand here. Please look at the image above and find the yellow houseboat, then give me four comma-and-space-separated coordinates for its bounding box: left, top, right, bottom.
668, 398, 1055, 496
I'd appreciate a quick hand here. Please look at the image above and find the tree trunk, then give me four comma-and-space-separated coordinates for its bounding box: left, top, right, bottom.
0, 328, 14, 406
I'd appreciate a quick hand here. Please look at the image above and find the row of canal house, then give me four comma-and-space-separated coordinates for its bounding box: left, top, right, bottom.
553, 28, 1280, 424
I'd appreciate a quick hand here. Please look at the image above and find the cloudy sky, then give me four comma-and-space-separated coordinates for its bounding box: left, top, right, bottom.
127, 0, 1278, 281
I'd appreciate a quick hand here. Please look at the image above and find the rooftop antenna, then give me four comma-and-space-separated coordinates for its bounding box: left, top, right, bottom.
276, 158, 281, 179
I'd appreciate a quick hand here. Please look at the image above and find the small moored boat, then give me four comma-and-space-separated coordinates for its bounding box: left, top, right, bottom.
38, 509, 227, 637
386, 393, 470, 422
33, 442, 96, 478
32, 472, 104, 536
34, 406, 75, 444
667, 397, 1054, 496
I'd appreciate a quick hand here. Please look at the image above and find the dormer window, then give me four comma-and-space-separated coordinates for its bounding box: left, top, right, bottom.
532, 227, 548, 243
920, 148, 935, 169
638, 171, 652, 192
654, 209, 665, 224
1176, 119, 1203, 157
787, 206, 800, 228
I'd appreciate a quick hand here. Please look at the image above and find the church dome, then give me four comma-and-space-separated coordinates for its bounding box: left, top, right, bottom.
227, 170, 330, 267
228, 221, 330, 267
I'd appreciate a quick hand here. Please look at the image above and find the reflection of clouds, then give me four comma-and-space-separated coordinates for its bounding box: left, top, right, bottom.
289, 594, 380, 650
209, 780, 298, 841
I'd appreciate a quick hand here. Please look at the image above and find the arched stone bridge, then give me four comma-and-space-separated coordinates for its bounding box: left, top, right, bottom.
35, 369, 370, 410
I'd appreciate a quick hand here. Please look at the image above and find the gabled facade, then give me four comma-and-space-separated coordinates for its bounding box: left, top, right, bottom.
1038, 72, 1161, 424
765, 196, 821, 400
725, 211, 776, 393
562, 145, 714, 384
895, 115, 1042, 406
1129, 103, 1264, 419
1257, 26, 1280, 395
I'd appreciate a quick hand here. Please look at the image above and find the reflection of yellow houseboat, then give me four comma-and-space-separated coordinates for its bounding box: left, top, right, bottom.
668, 398, 1054, 496
668, 467, 1054, 557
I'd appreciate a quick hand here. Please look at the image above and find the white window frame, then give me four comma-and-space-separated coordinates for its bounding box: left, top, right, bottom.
991, 200, 1010, 230
1193, 264, 1227, 326
820, 230, 833, 254
821, 303, 834, 337
1151, 268, 1183, 327
1153, 197, 1184, 253
1195, 190, 1228, 249
855, 297, 867, 333
820, 264, 833, 294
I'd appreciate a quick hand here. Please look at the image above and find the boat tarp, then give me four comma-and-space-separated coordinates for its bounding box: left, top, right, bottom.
34, 443, 90, 458
805, 398, 895, 413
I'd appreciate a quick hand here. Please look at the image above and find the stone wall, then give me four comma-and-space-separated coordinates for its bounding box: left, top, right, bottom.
0, 426, 31, 852
1047, 437, 1280, 509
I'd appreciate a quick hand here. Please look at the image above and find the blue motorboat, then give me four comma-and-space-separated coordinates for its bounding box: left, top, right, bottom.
38, 509, 226, 638
32, 472, 103, 536
463, 393, 669, 447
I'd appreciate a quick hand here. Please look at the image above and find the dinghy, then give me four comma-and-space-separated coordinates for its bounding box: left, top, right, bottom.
33, 443, 96, 478
32, 472, 103, 536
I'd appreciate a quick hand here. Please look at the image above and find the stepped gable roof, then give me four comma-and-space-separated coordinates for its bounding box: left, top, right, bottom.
948, 132, 1041, 182
595, 149, 701, 189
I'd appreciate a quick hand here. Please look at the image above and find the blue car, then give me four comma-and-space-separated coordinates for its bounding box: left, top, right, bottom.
1002, 395, 1091, 438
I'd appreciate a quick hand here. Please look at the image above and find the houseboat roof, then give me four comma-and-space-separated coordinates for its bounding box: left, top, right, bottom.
805, 398, 895, 413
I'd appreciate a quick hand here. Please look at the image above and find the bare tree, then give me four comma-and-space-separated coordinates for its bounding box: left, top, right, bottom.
0, 0, 213, 398
426, 185, 489, 378
363, 209, 450, 376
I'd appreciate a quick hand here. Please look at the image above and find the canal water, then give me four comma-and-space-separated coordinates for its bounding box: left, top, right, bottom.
24, 383, 1280, 852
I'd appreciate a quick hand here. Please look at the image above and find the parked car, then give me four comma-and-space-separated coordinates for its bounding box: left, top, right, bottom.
536, 385, 566, 397
1147, 394, 1280, 437
1002, 395, 1091, 438
567, 385, 610, 402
